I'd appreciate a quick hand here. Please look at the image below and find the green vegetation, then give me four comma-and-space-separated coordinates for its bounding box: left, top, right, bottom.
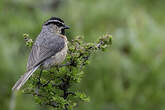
23, 34, 112, 110
0, 0, 165, 110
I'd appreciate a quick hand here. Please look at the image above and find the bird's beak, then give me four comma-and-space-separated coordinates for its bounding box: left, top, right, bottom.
63, 25, 70, 29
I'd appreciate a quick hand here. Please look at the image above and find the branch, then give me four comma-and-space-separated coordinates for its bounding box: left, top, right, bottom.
22, 34, 112, 110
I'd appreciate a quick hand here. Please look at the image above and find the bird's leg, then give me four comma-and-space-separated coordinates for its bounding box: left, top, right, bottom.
39, 69, 43, 83
58, 62, 71, 68
42, 68, 54, 87
55, 65, 60, 72
37, 69, 43, 88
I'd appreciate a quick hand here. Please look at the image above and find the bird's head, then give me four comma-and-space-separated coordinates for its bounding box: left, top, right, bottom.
43, 17, 70, 35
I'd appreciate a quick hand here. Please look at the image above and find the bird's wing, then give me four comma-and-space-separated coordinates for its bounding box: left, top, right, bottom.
26, 35, 65, 71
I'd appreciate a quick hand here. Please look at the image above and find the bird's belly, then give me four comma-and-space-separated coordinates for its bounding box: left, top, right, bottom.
42, 44, 68, 69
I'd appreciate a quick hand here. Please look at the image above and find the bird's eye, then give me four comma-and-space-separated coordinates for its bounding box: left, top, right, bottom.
56, 22, 61, 27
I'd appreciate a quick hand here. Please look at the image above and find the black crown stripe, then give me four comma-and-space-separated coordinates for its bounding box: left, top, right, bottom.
44, 20, 65, 26
48, 17, 64, 23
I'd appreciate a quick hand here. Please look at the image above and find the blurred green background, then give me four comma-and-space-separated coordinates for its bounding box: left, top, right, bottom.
0, 0, 165, 110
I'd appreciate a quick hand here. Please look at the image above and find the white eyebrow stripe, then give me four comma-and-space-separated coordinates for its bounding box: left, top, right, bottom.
46, 20, 65, 25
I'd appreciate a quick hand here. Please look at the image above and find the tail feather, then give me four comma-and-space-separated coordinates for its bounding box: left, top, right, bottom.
12, 65, 40, 91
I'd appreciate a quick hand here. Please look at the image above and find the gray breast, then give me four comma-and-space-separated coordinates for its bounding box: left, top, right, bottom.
42, 40, 68, 69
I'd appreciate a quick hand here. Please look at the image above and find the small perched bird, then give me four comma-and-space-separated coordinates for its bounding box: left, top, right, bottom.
12, 17, 70, 91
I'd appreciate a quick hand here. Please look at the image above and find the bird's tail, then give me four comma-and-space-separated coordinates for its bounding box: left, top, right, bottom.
12, 65, 40, 91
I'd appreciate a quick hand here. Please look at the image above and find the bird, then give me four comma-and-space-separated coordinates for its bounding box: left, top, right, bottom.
12, 17, 70, 91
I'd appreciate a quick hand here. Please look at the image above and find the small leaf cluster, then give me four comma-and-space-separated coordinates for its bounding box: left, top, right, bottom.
23, 33, 33, 47
23, 34, 112, 110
